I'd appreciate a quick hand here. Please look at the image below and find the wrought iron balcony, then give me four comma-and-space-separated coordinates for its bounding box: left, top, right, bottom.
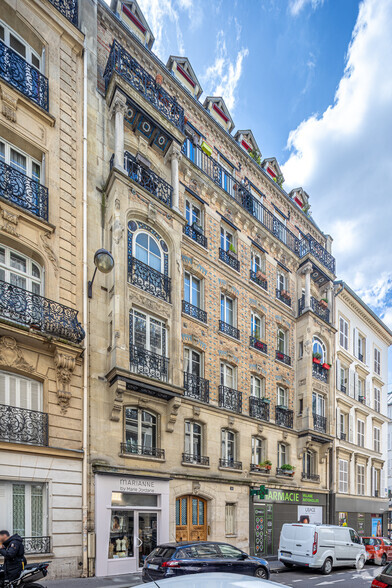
0, 161, 49, 221
313, 413, 327, 433
0, 404, 48, 446
298, 295, 330, 323
219, 458, 242, 470
0, 41, 49, 111
219, 248, 240, 272
249, 396, 270, 421
250, 336, 267, 354
249, 270, 267, 291
183, 372, 209, 404
275, 350, 291, 366
128, 257, 171, 303
47, 0, 78, 26
275, 406, 294, 429
183, 223, 207, 248
340, 385, 346, 394
219, 320, 240, 340
23, 536, 51, 555
104, 40, 184, 132
276, 288, 291, 307
130, 345, 169, 382
182, 300, 207, 323
358, 352, 364, 363
121, 442, 165, 458
0, 279, 85, 343
124, 151, 173, 207
182, 453, 210, 466
301, 472, 320, 482
299, 234, 335, 274
219, 385, 242, 413
339, 432, 346, 441
250, 464, 271, 474
312, 362, 328, 383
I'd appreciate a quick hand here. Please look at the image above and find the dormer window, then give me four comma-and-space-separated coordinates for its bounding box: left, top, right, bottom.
120, 2, 154, 49
166, 57, 203, 99
203, 97, 234, 133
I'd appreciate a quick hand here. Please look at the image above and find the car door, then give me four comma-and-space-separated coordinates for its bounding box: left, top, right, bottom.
193, 543, 223, 573
333, 528, 352, 565
217, 543, 255, 576
348, 529, 363, 563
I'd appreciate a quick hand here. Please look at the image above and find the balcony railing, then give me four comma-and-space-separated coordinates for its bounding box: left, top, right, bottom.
23, 536, 51, 554
276, 350, 291, 366
128, 257, 171, 303
130, 345, 169, 381
183, 372, 209, 404
250, 336, 267, 354
0, 161, 48, 221
249, 270, 267, 291
0, 404, 48, 446
219, 385, 242, 413
182, 453, 210, 466
339, 432, 346, 441
276, 288, 291, 307
120, 442, 165, 458
275, 406, 294, 429
219, 248, 240, 272
301, 472, 320, 482
299, 234, 335, 274
0, 280, 85, 343
249, 396, 270, 422
340, 385, 346, 394
219, 320, 240, 340
0, 41, 49, 111
183, 223, 207, 248
313, 413, 327, 433
104, 40, 185, 132
47, 0, 78, 26
298, 295, 330, 323
124, 151, 173, 207
182, 300, 207, 323
276, 468, 295, 477
219, 458, 242, 470
312, 362, 328, 383
250, 464, 271, 474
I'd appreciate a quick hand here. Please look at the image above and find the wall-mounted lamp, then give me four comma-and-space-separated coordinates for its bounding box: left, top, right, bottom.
88, 249, 114, 298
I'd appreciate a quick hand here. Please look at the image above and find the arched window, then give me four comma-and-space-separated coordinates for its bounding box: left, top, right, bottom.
135, 232, 162, 272
124, 408, 157, 452
312, 337, 326, 363
0, 244, 43, 294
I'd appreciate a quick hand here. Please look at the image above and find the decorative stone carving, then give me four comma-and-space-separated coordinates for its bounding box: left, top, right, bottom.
112, 218, 124, 244
110, 379, 127, 421
166, 397, 182, 432
0, 208, 19, 236
0, 336, 34, 372
130, 291, 171, 316
0, 87, 18, 122
54, 351, 76, 414
40, 232, 58, 275
192, 405, 201, 418
228, 415, 235, 427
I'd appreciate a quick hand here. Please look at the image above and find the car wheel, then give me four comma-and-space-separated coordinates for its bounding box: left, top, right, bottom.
321, 557, 333, 575
381, 554, 387, 566
255, 566, 269, 579
282, 562, 294, 568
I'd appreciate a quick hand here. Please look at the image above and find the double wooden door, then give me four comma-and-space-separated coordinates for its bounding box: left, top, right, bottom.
176, 495, 207, 542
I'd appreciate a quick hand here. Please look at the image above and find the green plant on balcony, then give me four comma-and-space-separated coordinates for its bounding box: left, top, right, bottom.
249, 149, 262, 166
259, 460, 272, 470
281, 463, 295, 474
319, 298, 329, 310
313, 352, 322, 364
228, 243, 237, 258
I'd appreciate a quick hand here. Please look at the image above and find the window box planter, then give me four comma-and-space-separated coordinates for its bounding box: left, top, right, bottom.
256, 270, 267, 281
319, 299, 328, 310
261, 397, 270, 404
200, 141, 213, 157
313, 358, 321, 364
192, 223, 203, 234
227, 249, 238, 259
281, 290, 290, 299
322, 363, 331, 370
254, 340, 266, 350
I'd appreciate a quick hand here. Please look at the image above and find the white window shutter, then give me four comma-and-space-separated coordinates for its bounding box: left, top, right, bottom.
349, 413, 354, 443
366, 378, 371, 407
354, 372, 359, 400
349, 368, 355, 397
353, 327, 358, 357
0, 372, 6, 405
30, 381, 43, 412
381, 468, 386, 498
336, 407, 341, 438
336, 358, 341, 389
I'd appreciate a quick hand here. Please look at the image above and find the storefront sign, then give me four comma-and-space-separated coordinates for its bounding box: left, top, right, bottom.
256, 490, 320, 504
298, 505, 323, 524
119, 478, 157, 494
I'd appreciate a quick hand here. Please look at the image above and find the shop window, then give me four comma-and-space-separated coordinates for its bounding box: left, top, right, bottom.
0, 244, 43, 294
225, 503, 236, 536
339, 459, 348, 493
0, 481, 47, 539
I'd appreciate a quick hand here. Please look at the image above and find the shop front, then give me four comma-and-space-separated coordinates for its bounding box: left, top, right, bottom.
333, 495, 389, 537
95, 473, 170, 576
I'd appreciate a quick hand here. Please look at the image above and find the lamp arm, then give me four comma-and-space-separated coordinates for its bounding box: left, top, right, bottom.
88, 267, 98, 299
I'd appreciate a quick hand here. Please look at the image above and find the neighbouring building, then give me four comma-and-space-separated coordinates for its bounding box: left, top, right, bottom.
0, 0, 84, 578
333, 281, 392, 538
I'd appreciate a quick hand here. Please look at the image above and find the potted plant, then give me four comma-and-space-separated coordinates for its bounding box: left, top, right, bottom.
227, 243, 237, 258
322, 363, 331, 370
256, 269, 267, 281
281, 290, 290, 300
281, 464, 295, 476
319, 298, 328, 309
192, 222, 203, 234
313, 352, 322, 364
259, 460, 272, 471
200, 141, 213, 157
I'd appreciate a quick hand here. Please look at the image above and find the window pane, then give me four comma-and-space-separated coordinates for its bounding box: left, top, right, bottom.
32, 162, 40, 182
133, 312, 147, 347
150, 319, 163, 354
10, 34, 26, 58
10, 273, 27, 290
31, 485, 43, 537
10, 149, 27, 174
184, 273, 190, 303
13, 484, 25, 536
10, 251, 27, 273
31, 54, 40, 69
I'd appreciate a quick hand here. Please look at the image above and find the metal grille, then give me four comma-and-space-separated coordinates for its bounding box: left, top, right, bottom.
313, 414, 327, 433
183, 373, 209, 403
218, 385, 242, 413
23, 536, 51, 554
182, 300, 207, 323
275, 406, 294, 429
249, 396, 270, 421
130, 345, 169, 382
219, 458, 242, 470
120, 443, 165, 458
128, 257, 171, 302
47, 0, 78, 26
301, 472, 320, 482
219, 320, 240, 340
250, 336, 267, 354
182, 453, 210, 466
276, 288, 292, 307
183, 223, 208, 248
124, 151, 172, 207
0, 161, 48, 220
0, 404, 48, 446
249, 270, 267, 290
312, 363, 328, 383
219, 248, 240, 272
298, 295, 330, 323
275, 350, 291, 366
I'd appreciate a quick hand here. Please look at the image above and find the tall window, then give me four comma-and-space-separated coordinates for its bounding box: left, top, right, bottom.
185, 198, 202, 230
0, 481, 47, 539
357, 464, 365, 496
340, 413, 346, 438
252, 437, 265, 465
339, 317, 349, 350
225, 503, 236, 536
358, 378, 364, 400
131, 310, 166, 356
0, 21, 42, 69
218, 157, 235, 196
220, 226, 234, 252
184, 272, 201, 308
0, 138, 41, 182
276, 271, 286, 292
277, 328, 286, 354
221, 293, 234, 326
312, 392, 325, 416
220, 363, 235, 389
251, 252, 265, 274
0, 371, 43, 412
134, 232, 162, 272
185, 421, 202, 458
278, 443, 287, 467
374, 348, 381, 375
277, 386, 288, 407
0, 245, 42, 294
303, 450, 315, 476
251, 312, 264, 340
251, 375, 265, 398
221, 429, 236, 462
374, 388, 381, 413
125, 408, 157, 450
312, 337, 326, 363
374, 427, 381, 453
339, 366, 348, 392
357, 420, 365, 447
273, 211, 286, 244
184, 347, 201, 377
339, 459, 348, 493
357, 333, 366, 362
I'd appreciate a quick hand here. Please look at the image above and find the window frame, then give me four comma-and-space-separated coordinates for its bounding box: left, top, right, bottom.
130, 309, 167, 357
183, 346, 202, 378
0, 20, 42, 70
374, 426, 381, 453
184, 420, 203, 458
225, 502, 236, 536
312, 336, 326, 364
220, 225, 234, 252
277, 328, 287, 354
312, 392, 325, 417
357, 419, 365, 448
251, 251, 265, 274
0, 244, 43, 295
278, 442, 287, 467
277, 385, 288, 408
0, 370, 43, 412
303, 449, 315, 476
220, 292, 235, 326
251, 374, 265, 398
374, 387, 381, 413
221, 428, 236, 461
124, 407, 157, 450
0, 137, 42, 182
276, 270, 286, 292
339, 316, 349, 350
184, 271, 202, 309
185, 196, 202, 230
357, 464, 365, 496
339, 459, 348, 493
134, 230, 164, 273
0, 480, 47, 538
374, 348, 381, 375
220, 362, 236, 389
251, 436, 265, 465
251, 311, 265, 340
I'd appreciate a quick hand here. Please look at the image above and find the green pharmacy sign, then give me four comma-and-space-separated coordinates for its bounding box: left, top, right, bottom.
250, 485, 269, 499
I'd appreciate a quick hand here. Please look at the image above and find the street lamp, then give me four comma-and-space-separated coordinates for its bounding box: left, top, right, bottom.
88, 249, 114, 298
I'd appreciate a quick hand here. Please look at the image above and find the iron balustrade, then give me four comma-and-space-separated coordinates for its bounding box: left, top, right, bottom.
275, 350, 291, 366
47, 0, 78, 26
358, 396, 365, 404
340, 385, 347, 394
183, 372, 209, 403
0, 279, 85, 343
182, 300, 207, 323
183, 223, 207, 248
250, 464, 271, 473
249, 396, 270, 421
130, 345, 169, 381
276, 288, 291, 307
124, 151, 173, 207
275, 406, 294, 429
312, 362, 328, 383
219, 458, 242, 470
219, 320, 240, 340
340, 432, 346, 441
0, 404, 48, 446
104, 40, 185, 132
128, 257, 171, 302
249, 270, 267, 291
0, 41, 49, 111
358, 352, 364, 362
23, 536, 51, 554
182, 453, 210, 466
219, 385, 242, 413
301, 472, 320, 482
120, 443, 165, 458
299, 234, 335, 274
298, 295, 330, 323
313, 413, 327, 433
0, 161, 49, 221
219, 248, 240, 272
250, 336, 267, 354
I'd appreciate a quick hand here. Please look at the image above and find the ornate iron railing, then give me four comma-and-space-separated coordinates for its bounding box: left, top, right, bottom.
0, 279, 85, 343
250, 336, 267, 354
275, 350, 291, 366
104, 40, 184, 132
301, 472, 320, 482
182, 453, 210, 466
124, 151, 173, 207
299, 234, 335, 274
340, 385, 346, 394
276, 468, 295, 476
249, 270, 267, 291
312, 362, 328, 383
183, 372, 209, 403
219, 458, 242, 470
130, 345, 169, 381
121, 443, 165, 458
249, 396, 270, 421
219, 320, 240, 340
250, 464, 271, 473
183, 223, 207, 248
275, 406, 294, 428
219, 385, 242, 413
0, 41, 49, 111
276, 288, 291, 307
339, 432, 346, 441
182, 300, 207, 323
298, 295, 330, 323
358, 352, 364, 363
219, 248, 240, 272
47, 0, 78, 26
313, 413, 327, 433
0, 161, 49, 220
128, 257, 171, 303
0, 404, 48, 446
23, 536, 51, 554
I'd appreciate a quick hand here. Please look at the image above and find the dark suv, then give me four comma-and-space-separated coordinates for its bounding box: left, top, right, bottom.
142, 541, 270, 582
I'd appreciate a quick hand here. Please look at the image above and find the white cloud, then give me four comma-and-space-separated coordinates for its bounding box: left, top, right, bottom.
282, 0, 392, 324
289, 0, 325, 16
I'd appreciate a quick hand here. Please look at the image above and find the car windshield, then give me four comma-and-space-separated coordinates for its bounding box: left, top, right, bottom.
383, 539, 392, 546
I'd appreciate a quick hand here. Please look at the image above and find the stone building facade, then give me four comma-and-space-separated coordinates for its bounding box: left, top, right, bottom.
0, 0, 84, 578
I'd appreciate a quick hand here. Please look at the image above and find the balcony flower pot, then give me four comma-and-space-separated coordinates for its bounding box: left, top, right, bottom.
255, 340, 265, 350
155, 73, 163, 86
256, 270, 267, 281
227, 246, 238, 259
319, 299, 328, 309
322, 363, 331, 370
313, 357, 321, 364
200, 141, 213, 157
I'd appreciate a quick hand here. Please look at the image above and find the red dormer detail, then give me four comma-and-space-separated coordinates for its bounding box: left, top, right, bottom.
241, 139, 251, 151
213, 103, 229, 123
267, 166, 276, 178
122, 4, 146, 34
176, 64, 195, 88
294, 196, 303, 208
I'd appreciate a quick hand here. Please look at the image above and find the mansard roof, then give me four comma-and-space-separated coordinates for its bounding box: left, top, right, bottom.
166, 56, 203, 99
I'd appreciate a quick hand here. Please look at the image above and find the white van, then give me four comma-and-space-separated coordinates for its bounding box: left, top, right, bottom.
278, 523, 366, 575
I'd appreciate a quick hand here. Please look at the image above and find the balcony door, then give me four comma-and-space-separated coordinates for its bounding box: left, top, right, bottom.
176, 495, 207, 542
0, 244, 42, 294
134, 232, 162, 273
131, 310, 166, 357
184, 348, 201, 378
0, 371, 42, 412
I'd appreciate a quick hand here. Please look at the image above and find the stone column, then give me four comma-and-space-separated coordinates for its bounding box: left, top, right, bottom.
304, 265, 312, 309
169, 143, 182, 212
111, 92, 127, 172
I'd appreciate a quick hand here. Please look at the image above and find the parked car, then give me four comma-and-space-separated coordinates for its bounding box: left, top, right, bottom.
278, 523, 366, 574
141, 542, 270, 583
363, 537, 392, 566
371, 562, 392, 587
139, 572, 285, 588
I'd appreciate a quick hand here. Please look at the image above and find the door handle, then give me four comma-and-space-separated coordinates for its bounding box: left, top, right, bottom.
136, 537, 143, 548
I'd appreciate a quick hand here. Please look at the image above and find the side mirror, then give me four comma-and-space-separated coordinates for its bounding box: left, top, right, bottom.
241, 553, 248, 560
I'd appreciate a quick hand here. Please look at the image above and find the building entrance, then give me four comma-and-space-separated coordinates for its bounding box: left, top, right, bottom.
176, 495, 207, 541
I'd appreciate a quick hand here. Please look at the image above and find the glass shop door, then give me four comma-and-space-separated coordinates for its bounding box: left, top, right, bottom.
136, 511, 158, 569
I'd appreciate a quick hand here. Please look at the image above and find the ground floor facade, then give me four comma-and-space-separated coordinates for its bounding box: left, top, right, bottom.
332, 494, 389, 538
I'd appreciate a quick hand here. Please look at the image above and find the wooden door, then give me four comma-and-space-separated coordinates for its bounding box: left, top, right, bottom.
176, 495, 207, 542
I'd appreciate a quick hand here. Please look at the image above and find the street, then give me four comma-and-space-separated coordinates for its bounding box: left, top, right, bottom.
271, 564, 381, 588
